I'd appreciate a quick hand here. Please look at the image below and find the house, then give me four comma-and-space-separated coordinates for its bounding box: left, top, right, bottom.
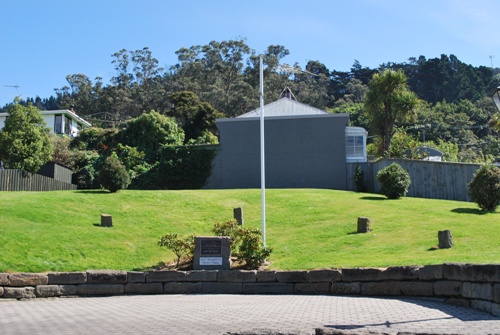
0, 109, 91, 137
205, 90, 367, 190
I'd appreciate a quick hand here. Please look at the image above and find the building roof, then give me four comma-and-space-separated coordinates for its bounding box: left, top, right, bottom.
40, 109, 92, 127
237, 97, 329, 118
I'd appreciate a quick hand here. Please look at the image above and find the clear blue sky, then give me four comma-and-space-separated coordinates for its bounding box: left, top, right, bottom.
1, 0, 500, 107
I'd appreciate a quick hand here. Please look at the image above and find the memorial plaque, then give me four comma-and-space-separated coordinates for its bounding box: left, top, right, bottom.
194, 236, 231, 270
200, 257, 223, 266
201, 240, 222, 255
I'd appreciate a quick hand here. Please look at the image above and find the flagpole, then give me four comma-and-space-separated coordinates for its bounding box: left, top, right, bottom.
259, 55, 266, 247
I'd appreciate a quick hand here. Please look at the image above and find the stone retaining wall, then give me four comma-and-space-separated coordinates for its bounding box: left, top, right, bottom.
1, 264, 498, 316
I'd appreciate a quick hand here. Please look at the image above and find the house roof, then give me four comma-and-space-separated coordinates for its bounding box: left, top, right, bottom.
237, 97, 329, 118
40, 110, 92, 127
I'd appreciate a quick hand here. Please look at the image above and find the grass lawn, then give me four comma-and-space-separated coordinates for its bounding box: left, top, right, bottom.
0, 189, 498, 273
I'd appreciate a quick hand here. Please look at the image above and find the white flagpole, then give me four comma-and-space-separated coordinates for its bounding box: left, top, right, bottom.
259, 55, 266, 247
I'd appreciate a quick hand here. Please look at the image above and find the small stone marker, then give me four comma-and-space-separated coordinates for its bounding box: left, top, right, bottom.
438, 230, 452, 248
101, 214, 112, 227
193, 236, 231, 270
233, 207, 244, 225
357, 217, 371, 233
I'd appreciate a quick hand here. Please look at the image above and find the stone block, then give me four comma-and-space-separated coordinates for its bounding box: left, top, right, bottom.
399, 282, 433, 296
60, 285, 77, 296
357, 217, 371, 233
86, 270, 127, 284
308, 269, 342, 283
331, 282, 361, 295
202, 282, 242, 294
492, 303, 500, 317
0, 286, 3, 297
187, 270, 218, 282
3, 287, 36, 299
256, 271, 276, 282
443, 263, 500, 282
276, 271, 308, 283
438, 230, 453, 248
0, 273, 9, 285
164, 282, 202, 294
361, 281, 401, 296
295, 282, 330, 294
494, 284, 500, 303
380, 266, 419, 281
8, 273, 48, 286
419, 265, 443, 280
242, 283, 294, 294
471, 299, 493, 314
101, 214, 112, 227
434, 281, 462, 296
342, 268, 384, 282
35, 285, 62, 298
462, 282, 493, 300
233, 207, 244, 225
146, 270, 187, 283
124, 283, 163, 295
76, 284, 124, 296
48, 272, 87, 285
127, 271, 146, 283
217, 270, 256, 283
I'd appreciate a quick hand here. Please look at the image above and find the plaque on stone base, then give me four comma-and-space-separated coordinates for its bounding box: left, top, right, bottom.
193, 236, 231, 270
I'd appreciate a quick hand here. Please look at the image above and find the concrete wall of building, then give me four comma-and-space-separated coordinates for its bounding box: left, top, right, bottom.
205, 114, 349, 190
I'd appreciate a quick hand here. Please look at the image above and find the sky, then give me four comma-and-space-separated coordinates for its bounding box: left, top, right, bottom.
1, 0, 500, 107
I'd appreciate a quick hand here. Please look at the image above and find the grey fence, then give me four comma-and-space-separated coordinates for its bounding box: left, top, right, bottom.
347, 159, 481, 202
0, 169, 77, 191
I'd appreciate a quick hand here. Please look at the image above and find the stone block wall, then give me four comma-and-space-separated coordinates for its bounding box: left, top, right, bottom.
0, 264, 498, 316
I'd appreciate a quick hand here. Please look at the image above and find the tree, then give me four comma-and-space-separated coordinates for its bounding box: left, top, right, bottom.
0, 103, 53, 173
118, 110, 184, 162
98, 155, 130, 192
364, 69, 420, 156
168, 91, 223, 141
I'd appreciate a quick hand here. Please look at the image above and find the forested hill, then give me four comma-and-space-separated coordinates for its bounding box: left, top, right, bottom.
4, 39, 498, 119
2, 39, 500, 163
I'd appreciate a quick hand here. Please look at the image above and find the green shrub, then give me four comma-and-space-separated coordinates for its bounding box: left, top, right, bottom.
376, 163, 411, 199
158, 233, 196, 267
99, 156, 130, 192
354, 165, 365, 192
468, 164, 500, 211
213, 219, 271, 269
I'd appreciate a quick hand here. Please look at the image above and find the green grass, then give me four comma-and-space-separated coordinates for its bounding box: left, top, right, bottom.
0, 189, 498, 272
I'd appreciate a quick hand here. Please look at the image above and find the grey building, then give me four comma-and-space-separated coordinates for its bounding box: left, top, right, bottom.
205, 94, 365, 190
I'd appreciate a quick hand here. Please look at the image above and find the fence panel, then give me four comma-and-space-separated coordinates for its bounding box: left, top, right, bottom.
0, 169, 77, 192
347, 159, 481, 202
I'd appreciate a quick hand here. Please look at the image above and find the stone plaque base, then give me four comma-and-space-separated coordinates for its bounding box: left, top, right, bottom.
194, 237, 231, 270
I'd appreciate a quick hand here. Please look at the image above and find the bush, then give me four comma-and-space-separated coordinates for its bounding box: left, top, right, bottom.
158, 233, 196, 267
213, 219, 271, 269
99, 156, 131, 192
354, 165, 365, 192
468, 164, 500, 211
376, 163, 411, 199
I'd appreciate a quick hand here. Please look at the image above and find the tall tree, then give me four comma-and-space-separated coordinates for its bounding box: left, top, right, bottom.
364, 69, 420, 156
0, 103, 53, 173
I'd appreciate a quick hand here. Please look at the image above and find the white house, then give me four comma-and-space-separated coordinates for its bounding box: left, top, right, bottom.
0, 109, 91, 137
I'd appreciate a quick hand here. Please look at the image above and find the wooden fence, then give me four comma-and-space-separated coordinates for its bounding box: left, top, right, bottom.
0, 169, 77, 191
347, 159, 481, 202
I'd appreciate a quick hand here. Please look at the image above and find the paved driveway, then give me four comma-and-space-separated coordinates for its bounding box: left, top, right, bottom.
0, 294, 499, 335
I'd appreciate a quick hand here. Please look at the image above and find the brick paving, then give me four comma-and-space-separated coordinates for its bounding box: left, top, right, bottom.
0, 294, 498, 335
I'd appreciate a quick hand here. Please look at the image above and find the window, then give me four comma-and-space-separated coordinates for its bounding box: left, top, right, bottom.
345, 127, 367, 162
54, 115, 62, 134
64, 116, 72, 135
